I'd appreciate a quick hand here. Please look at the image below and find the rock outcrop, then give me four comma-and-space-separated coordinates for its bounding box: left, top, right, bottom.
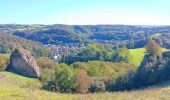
7, 48, 40, 78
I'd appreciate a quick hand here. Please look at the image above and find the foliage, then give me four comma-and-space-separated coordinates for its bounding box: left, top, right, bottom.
0, 34, 52, 57
76, 69, 91, 93
14, 29, 89, 44
112, 47, 132, 63
3, 72, 170, 100
106, 70, 135, 91
60, 44, 132, 64
36, 57, 57, 85
42, 61, 137, 93
36, 57, 57, 69
11, 24, 170, 47
135, 54, 165, 86
145, 40, 162, 56
71, 61, 137, 78
90, 78, 105, 93
54, 64, 76, 93
0, 54, 9, 71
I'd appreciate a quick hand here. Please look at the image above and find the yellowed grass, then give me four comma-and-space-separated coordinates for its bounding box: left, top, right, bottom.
1, 72, 170, 100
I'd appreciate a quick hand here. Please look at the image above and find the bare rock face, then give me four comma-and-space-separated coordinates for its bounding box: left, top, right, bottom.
7, 48, 40, 78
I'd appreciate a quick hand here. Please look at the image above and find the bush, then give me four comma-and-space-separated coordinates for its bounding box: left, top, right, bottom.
106, 70, 135, 91
90, 78, 105, 93
54, 65, 76, 93
42, 61, 138, 93
0, 54, 9, 71
36, 57, 57, 83
36, 57, 57, 69
76, 69, 91, 93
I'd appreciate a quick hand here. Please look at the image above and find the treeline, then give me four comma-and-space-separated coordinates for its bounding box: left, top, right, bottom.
60, 44, 132, 64
0, 34, 52, 57
13, 29, 89, 44
119, 33, 170, 49
37, 57, 137, 93
11, 24, 170, 46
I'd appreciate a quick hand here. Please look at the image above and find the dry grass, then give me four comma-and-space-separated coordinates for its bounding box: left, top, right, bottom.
1, 71, 170, 100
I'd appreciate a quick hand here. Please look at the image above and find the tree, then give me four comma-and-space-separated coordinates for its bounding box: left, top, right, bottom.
36, 57, 57, 84
112, 47, 132, 62
0, 54, 9, 71
90, 78, 105, 93
76, 69, 91, 93
54, 65, 76, 93
145, 40, 162, 56
135, 40, 164, 86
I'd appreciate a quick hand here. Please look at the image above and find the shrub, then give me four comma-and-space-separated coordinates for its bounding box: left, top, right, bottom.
76, 69, 91, 93
90, 78, 105, 93
36, 57, 57, 83
54, 65, 76, 93
106, 70, 135, 91
36, 57, 57, 69
42, 61, 138, 93
0, 54, 9, 71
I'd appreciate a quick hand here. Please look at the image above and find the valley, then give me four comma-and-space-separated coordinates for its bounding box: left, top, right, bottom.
1, 24, 170, 99
1, 0, 170, 99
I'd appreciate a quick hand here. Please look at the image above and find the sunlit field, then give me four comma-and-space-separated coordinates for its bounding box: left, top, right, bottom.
0, 71, 170, 100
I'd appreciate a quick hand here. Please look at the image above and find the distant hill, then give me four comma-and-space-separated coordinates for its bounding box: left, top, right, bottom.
1, 24, 170, 49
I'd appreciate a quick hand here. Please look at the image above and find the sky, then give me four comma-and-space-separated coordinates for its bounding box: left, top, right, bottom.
0, 0, 170, 25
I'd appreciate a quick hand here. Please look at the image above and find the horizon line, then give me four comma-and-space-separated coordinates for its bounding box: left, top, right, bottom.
1, 23, 170, 26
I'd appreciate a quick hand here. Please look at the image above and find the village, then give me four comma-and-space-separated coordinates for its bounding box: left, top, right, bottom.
44, 43, 86, 61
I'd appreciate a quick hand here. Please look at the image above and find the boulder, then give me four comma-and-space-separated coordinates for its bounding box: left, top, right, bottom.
7, 48, 40, 78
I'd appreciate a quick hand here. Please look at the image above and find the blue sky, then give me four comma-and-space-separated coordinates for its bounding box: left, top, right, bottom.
0, 0, 170, 25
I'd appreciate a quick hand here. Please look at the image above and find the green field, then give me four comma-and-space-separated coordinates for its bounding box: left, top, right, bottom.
1, 71, 170, 100
129, 48, 169, 66
129, 48, 146, 66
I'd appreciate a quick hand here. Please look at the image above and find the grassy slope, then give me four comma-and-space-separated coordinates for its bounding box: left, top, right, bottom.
1, 71, 170, 100
129, 48, 145, 66
1, 48, 170, 100
129, 48, 169, 66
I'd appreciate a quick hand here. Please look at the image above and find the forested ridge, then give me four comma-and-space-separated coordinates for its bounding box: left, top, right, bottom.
1, 24, 170, 49
0, 33, 52, 57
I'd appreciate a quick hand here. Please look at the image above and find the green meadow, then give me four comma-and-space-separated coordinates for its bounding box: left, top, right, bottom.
129, 48, 169, 66
129, 48, 146, 66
